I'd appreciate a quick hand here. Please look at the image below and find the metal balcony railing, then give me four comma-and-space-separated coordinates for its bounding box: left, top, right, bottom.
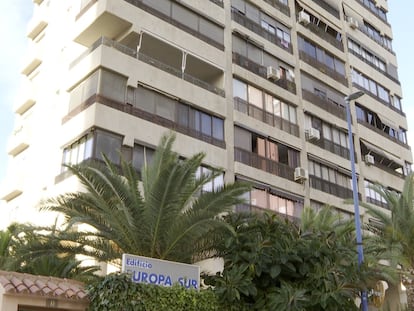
304, 22, 344, 51
262, 0, 290, 16
299, 51, 347, 86
233, 97, 299, 137
70, 37, 225, 97
309, 175, 356, 199
311, 0, 340, 18
232, 52, 297, 94
301, 89, 346, 120
348, 49, 399, 84
357, 119, 410, 150
234, 147, 295, 180
231, 10, 293, 53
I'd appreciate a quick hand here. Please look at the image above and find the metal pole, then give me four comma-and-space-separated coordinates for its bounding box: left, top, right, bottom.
345, 92, 368, 311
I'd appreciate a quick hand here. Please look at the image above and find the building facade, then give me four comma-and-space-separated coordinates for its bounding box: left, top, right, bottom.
1, 0, 412, 228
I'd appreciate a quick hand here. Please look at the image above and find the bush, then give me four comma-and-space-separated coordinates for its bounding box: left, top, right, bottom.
87, 273, 219, 311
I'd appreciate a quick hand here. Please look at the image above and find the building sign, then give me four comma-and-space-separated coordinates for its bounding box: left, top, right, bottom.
122, 254, 200, 290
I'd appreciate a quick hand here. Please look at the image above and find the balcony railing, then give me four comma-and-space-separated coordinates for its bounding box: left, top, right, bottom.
311, 0, 340, 19
302, 89, 346, 120
262, 0, 290, 16
356, 0, 388, 24
123, 0, 224, 50
236, 203, 301, 222
358, 25, 394, 54
305, 22, 344, 51
352, 84, 404, 117
70, 37, 225, 97
357, 119, 410, 150
299, 51, 347, 86
234, 147, 295, 180
366, 197, 389, 210
64, 94, 226, 149
234, 97, 299, 137
308, 136, 351, 160
231, 10, 292, 53
232, 52, 297, 94
309, 175, 356, 199
348, 49, 399, 84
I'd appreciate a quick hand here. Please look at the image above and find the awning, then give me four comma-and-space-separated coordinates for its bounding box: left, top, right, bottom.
360, 140, 404, 166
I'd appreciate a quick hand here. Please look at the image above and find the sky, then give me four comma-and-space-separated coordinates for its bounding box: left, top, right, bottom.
0, 1, 413, 184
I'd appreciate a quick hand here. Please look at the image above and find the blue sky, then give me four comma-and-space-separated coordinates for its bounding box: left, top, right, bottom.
0, 1, 413, 183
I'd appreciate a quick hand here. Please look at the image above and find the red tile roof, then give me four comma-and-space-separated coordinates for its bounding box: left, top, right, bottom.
0, 270, 88, 301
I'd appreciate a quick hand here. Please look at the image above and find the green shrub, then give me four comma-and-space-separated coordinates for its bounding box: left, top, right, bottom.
87, 273, 219, 311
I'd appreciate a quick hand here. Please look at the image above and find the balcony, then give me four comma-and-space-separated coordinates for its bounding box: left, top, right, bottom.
358, 25, 394, 54
309, 175, 355, 199
123, 0, 224, 50
311, 0, 340, 19
234, 147, 295, 180
21, 42, 43, 76
13, 79, 36, 114
231, 10, 292, 53
355, 0, 388, 24
232, 52, 296, 94
74, 2, 132, 47
7, 125, 31, 156
70, 37, 225, 97
299, 51, 347, 86
236, 203, 301, 222
352, 84, 404, 117
234, 97, 299, 137
65, 94, 226, 149
27, 3, 48, 40
357, 120, 410, 150
348, 49, 399, 84
302, 89, 346, 120
262, 0, 290, 17
307, 135, 351, 160
303, 22, 343, 51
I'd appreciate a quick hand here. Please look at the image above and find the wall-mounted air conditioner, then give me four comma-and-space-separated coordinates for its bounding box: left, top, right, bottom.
307, 127, 320, 141
298, 11, 310, 25
348, 17, 359, 29
294, 167, 308, 182
365, 154, 375, 165
267, 66, 280, 81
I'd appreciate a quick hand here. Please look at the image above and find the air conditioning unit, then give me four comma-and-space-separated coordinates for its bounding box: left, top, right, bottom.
298, 11, 310, 25
267, 66, 280, 81
365, 154, 375, 165
294, 167, 308, 182
307, 127, 320, 141
348, 17, 359, 29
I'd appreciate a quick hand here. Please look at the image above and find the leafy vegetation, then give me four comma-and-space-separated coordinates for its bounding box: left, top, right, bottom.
87, 273, 219, 311
204, 209, 396, 311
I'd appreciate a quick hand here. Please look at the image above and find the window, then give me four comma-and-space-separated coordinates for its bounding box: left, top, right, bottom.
235, 128, 300, 167
351, 69, 390, 104
355, 104, 407, 144
233, 78, 297, 127
61, 129, 122, 171
132, 85, 225, 145
132, 144, 155, 172
364, 180, 388, 208
308, 160, 353, 198
244, 187, 303, 217
299, 36, 346, 77
196, 166, 224, 192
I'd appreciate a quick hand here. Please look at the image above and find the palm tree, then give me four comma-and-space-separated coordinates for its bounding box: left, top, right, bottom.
0, 222, 100, 282
363, 173, 414, 308
41, 132, 250, 265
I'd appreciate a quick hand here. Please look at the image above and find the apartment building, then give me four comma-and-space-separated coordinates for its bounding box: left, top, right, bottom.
1, 0, 412, 230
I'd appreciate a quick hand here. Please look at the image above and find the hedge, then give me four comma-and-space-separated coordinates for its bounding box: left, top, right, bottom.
87, 273, 219, 311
